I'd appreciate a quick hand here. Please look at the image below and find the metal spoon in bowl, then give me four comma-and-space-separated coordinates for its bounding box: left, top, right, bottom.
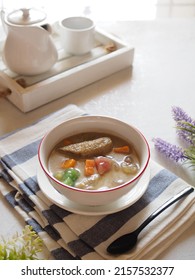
107, 186, 194, 255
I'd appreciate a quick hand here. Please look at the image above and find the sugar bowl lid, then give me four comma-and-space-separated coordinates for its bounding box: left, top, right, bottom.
7, 8, 46, 25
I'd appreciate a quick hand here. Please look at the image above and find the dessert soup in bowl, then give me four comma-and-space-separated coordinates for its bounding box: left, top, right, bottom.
38, 115, 150, 206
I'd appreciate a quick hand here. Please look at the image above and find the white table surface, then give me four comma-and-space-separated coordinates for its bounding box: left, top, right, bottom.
0, 19, 195, 260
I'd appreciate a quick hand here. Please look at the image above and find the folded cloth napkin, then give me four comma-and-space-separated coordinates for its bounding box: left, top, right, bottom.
0, 104, 194, 260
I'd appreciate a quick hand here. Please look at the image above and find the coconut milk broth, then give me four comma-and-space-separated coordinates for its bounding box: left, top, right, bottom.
48, 132, 140, 190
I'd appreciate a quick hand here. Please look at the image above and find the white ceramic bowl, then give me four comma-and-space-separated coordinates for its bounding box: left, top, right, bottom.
38, 115, 150, 206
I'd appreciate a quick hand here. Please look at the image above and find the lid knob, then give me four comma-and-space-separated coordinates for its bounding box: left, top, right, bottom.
21, 8, 30, 20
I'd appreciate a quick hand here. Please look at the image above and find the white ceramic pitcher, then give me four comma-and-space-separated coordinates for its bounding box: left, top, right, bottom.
1, 8, 58, 76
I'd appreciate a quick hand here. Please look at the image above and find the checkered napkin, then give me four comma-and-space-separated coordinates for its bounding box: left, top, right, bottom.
0, 104, 195, 260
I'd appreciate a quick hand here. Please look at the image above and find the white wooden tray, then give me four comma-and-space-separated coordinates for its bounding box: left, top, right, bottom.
0, 23, 134, 112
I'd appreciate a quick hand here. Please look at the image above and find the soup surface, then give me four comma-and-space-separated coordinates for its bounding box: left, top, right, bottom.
48, 132, 140, 190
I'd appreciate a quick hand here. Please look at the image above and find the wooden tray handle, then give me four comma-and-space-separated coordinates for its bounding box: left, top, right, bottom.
0, 87, 12, 98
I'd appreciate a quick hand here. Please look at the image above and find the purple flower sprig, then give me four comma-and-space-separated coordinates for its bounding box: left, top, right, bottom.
153, 107, 195, 168
152, 138, 186, 163
172, 106, 195, 144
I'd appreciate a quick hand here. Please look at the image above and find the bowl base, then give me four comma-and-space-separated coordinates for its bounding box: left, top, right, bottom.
37, 165, 150, 216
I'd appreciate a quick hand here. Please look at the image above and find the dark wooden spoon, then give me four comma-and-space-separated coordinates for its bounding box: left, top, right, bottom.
107, 186, 194, 255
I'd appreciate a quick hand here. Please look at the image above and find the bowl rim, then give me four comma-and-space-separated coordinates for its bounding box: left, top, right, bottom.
38, 115, 151, 194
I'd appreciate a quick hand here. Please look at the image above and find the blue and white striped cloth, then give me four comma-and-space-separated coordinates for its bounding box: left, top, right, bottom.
0, 104, 194, 260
